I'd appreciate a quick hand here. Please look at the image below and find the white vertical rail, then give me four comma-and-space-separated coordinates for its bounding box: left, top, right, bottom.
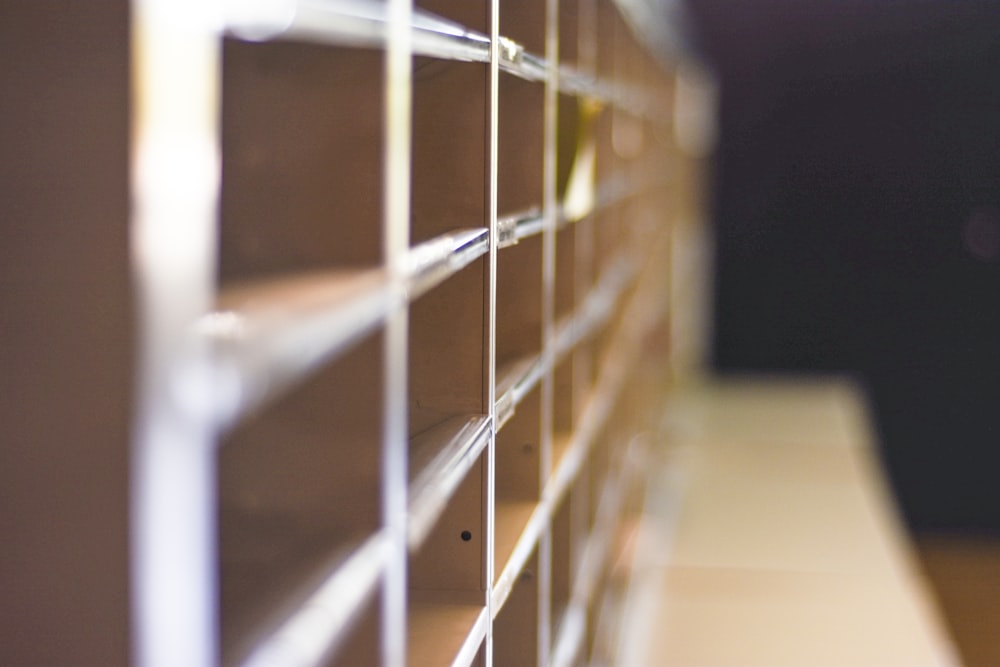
539, 0, 560, 664
571, 1, 596, 656
130, 2, 221, 666
383, 0, 413, 662
486, 0, 501, 663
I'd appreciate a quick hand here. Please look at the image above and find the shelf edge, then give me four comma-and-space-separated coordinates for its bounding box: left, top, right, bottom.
196, 228, 488, 429
239, 530, 391, 667
407, 414, 492, 551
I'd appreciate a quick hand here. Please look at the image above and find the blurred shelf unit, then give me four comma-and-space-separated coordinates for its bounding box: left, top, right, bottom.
130, 0, 711, 665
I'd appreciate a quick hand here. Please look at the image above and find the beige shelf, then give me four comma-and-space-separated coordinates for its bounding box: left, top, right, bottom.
495, 352, 544, 429
233, 531, 390, 667
494, 500, 540, 593
200, 227, 488, 427
408, 595, 487, 667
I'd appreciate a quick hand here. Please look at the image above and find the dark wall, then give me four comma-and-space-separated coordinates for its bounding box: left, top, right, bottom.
687, 1, 1000, 532
0, 2, 133, 663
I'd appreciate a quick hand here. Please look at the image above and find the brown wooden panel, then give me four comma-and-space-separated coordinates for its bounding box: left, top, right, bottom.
558, 0, 581, 65
498, 76, 544, 215
497, 388, 543, 501
408, 261, 487, 438
411, 60, 488, 245
219, 333, 383, 659
220, 42, 384, 281
493, 550, 540, 667
500, 0, 546, 57
551, 496, 573, 633
554, 355, 576, 435
327, 589, 380, 667
411, 456, 487, 592
0, 2, 132, 664
497, 235, 544, 366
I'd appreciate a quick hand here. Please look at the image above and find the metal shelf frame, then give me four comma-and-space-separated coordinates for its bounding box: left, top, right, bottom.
130, 0, 706, 665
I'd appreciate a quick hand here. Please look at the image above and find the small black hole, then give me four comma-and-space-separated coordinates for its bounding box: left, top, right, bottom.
460, 530, 472, 542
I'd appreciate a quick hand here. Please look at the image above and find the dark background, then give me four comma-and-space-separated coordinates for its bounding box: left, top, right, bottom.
683, 0, 1000, 533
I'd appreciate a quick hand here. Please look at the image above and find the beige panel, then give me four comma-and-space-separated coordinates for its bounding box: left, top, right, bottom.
496, 235, 544, 365
409, 262, 487, 438
498, 76, 544, 215
415, 0, 488, 36
219, 334, 383, 659
494, 551, 541, 667
497, 388, 543, 501
326, 591, 380, 667
412, 60, 488, 245
220, 42, 384, 279
408, 598, 484, 666
411, 455, 487, 592
625, 379, 958, 667
553, 356, 576, 434
667, 440, 899, 574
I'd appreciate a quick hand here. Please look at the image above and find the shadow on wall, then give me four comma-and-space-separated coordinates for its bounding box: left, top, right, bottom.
685, 0, 1000, 533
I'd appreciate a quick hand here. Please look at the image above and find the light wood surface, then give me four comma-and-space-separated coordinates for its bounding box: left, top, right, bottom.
622, 378, 960, 667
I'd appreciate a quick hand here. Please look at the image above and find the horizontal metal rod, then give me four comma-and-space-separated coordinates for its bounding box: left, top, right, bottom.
224, 0, 661, 117
239, 531, 391, 667
190, 227, 489, 430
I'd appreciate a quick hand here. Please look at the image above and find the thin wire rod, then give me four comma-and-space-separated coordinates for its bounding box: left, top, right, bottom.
538, 0, 559, 661
486, 0, 500, 663
381, 0, 412, 662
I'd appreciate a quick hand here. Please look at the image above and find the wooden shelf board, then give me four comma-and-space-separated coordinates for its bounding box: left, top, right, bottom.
494, 500, 539, 585
495, 352, 543, 429
408, 595, 487, 667
227, 531, 389, 667
204, 267, 392, 425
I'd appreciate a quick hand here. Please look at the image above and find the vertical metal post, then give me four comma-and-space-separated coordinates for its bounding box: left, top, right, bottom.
539, 0, 560, 663
383, 0, 413, 663
486, 0, 501, 663
130, 1, 221, 666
